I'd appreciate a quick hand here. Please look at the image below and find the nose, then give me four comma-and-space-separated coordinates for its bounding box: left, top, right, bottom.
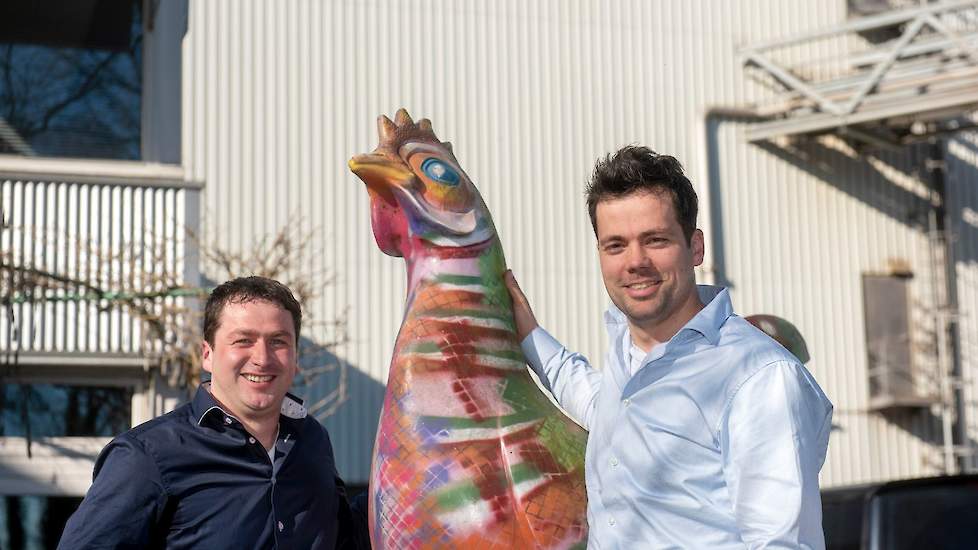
624, 242, 652, 272
250, 340, 273, 367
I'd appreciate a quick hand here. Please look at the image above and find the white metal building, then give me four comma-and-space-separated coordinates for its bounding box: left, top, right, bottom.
3, 2, 978, 539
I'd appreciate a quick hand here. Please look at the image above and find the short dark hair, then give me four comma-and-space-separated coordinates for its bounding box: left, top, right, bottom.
203, 276, 302, 346
585, 145, 698, 243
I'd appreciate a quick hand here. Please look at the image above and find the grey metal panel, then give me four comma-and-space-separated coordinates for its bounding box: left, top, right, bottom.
181, 0, 978, 486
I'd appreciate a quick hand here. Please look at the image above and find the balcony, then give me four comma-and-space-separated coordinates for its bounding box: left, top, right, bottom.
1, 155, 201, 496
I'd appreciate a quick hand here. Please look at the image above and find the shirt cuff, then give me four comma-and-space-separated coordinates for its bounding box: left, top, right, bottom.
521, 326, 565, 371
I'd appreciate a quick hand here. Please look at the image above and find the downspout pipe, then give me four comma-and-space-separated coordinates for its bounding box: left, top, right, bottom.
699, 107, 773, 287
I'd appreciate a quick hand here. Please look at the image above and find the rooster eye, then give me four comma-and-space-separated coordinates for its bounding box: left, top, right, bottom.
420, 158, 460, 186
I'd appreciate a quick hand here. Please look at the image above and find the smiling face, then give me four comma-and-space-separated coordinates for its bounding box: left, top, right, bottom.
596, 190, 705, 347
201, 299, 298, 422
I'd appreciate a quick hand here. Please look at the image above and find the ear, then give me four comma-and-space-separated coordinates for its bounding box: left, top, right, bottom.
201, 340, 214, 374
691, 229, 705, 266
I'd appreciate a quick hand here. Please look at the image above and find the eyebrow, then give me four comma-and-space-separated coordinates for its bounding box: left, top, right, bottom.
599, 228, 672, 243
226, 329, 294, 340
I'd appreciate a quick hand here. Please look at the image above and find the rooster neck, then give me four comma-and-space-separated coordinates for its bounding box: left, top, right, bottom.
402, 238, 511, 321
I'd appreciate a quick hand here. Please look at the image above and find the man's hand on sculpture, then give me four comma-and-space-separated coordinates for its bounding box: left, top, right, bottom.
504, 269, 539, 342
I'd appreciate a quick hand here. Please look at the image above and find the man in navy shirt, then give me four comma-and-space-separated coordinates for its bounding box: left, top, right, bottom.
59, 276, 369, 549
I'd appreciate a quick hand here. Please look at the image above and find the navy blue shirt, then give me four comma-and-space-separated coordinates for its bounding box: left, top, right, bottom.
58, 385, 368, 549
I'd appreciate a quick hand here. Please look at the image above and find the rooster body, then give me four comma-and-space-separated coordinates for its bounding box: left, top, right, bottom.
349, 110, 588, 549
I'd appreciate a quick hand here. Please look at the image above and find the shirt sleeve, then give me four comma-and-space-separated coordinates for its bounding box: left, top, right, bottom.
520, 326, 603, 430
719, 360, 833, 550
57, 435, 169, 550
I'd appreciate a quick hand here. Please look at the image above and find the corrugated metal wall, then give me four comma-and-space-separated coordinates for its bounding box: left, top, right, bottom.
181, 0, 978, 486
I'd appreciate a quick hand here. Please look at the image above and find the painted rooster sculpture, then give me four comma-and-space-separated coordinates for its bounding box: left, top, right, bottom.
349, 109, 589, 549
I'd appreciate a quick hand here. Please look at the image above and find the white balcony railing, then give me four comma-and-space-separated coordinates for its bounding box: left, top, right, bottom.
1, 156, 202, 368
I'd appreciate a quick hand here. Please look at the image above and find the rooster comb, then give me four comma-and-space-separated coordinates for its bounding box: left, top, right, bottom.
374, 108, 453, 154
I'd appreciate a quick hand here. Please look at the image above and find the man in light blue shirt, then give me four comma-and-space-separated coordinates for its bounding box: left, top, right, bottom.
504, 146, 833, 549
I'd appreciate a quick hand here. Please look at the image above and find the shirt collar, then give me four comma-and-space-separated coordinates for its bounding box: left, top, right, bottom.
191, 382, 308, 427
686, 285, 733, 345
603, 284, 733, 346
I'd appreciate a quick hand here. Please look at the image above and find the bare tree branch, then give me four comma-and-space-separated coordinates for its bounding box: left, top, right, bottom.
1, 218, 349, 417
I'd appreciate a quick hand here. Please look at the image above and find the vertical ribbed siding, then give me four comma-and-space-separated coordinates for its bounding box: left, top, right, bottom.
181, 0, 978, 486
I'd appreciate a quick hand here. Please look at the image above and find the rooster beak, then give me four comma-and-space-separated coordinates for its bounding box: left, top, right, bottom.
349, 154, 413, 194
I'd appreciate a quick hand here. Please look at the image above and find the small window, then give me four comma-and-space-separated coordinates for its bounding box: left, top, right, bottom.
1, 382, 132, 547
1, 383, 131, 438
0, 0, 142, 160
1, 496, 83, 550
862, 273, 935, 409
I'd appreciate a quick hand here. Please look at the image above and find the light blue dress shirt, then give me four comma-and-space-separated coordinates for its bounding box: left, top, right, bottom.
521, 285, 833, 549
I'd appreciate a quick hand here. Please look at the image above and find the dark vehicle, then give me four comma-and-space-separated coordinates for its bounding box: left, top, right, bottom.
822, 474, 978, 549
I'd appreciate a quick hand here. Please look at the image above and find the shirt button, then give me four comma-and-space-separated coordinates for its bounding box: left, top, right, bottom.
622, 398, 630, 407
277, 520, 284, 531
610, 457, 619, 467
224, 417, 232, 425
248, 437, 256, 444
608, 517, 616, 526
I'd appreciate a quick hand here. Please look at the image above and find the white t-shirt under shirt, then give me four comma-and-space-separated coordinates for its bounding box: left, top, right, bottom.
629, 341, 646, 377
267, 424, 280, 464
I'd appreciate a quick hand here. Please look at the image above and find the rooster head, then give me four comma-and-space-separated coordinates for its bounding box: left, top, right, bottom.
348, 109, 494, 258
